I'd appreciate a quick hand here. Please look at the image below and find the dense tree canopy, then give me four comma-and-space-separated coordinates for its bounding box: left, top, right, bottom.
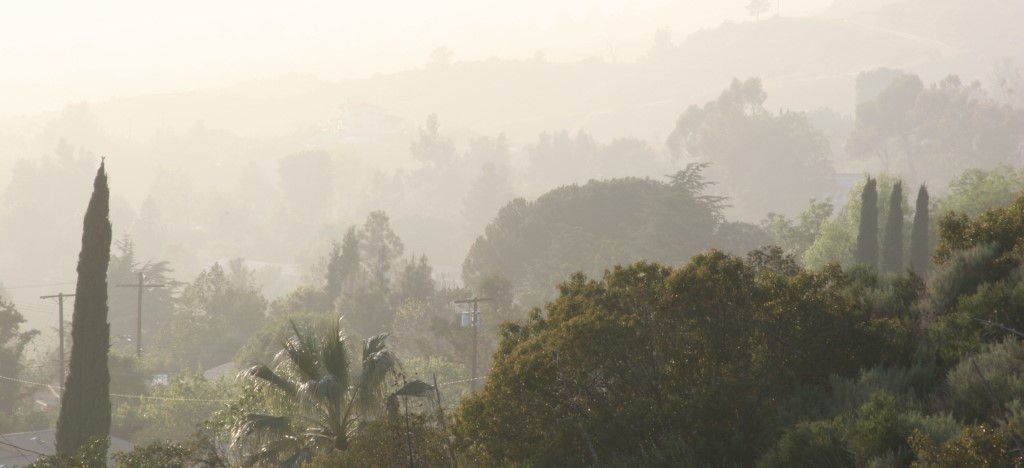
849, 71, 1024, 181
462, 165, 751, 305
667, 77, 835, 220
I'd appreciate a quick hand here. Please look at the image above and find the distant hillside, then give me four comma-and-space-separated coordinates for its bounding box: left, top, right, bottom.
9, 0, 1020, 153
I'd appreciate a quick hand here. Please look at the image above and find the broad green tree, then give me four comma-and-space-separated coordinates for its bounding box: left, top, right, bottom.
463, 166, 730, 305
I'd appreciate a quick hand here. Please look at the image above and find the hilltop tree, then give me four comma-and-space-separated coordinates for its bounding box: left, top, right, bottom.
849, 72, 1024, 181
910, 185, 930, 275
855, 177, 879, 268
746, 0, 771, 19
56, 161, 113, 454
411, 114, 456, 167
882, 181, 904, 273
667, 78, 833, 219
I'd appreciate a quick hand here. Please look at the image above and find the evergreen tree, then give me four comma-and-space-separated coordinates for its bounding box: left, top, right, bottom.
855, 177, 879, 268
882, 181, 904, 273
56, 161, 112, 453
910, 184, 930, 275
325, 226, 360, 311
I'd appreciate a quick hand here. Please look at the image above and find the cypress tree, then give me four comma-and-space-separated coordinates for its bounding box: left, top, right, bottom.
56, 161, 112, 454
882, 181, 904, 273
910, 184, 930, 275
855, 177, 879, 268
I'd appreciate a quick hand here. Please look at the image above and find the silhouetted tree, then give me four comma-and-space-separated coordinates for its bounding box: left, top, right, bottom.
910, 184, 930, 275
0, 297, 39, 425
57, 161, 112, 454
746, 0, 771, 19
882, 181, 904, 273
325, 228, 360, 312
855, 177, 878, 268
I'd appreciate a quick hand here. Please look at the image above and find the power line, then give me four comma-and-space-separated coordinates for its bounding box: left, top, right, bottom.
437, 376, 486, 387
2, 281, 77, 290
1, 374, 484, 403
0, 375, 232, 403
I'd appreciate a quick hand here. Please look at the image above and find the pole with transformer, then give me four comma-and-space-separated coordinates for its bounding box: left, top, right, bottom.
454, 297, 493, 393
116, 272, 164, 358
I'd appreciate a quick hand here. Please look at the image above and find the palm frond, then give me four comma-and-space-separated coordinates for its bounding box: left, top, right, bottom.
393, 379, 434, 398
238, 363, 296, 397
238, 438, 301, 468
319, 319, 350, 390
232, 413, 292, 448
277, 446, 314, 468
355, 334, 399, 414
362, 332, 390, 362
277, 320, 321, 381
297, 374, 345, 411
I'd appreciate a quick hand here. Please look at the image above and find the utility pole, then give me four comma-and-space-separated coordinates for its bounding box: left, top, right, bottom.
116, 272, 165, 358
40, 293, 75, 389
454, 297, 492, 393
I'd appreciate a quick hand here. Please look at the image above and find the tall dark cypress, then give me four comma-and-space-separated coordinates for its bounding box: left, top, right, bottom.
855, 177, 879, 268
882, 181, 904, 273
56, 161, 112, 454
910, 184, 930, 276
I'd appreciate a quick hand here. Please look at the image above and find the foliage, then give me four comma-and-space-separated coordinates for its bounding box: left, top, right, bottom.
667, 77, 834, 219
910, 184, 930, 275
882, 181, 904, 273
848, 71, 1024, 182
454, 254, 907, 466
111, 440, 191, 468
856, 177, 879, 268
106, 235, 178, 356
945, 338, 1024, 423
112, 370, 235, 444
401, 355, 468, 409
909, 425, 1024, 467
234, 313, 339, 369
763, 198, 834, 260
0, 296, 39, 428
30, 436, 109, 468
322, 416, 449, 467
150, 261, 268, 371
463, 167, 727, 305
804, 174, 909, 269
231, 317, 434, 464
936, 165, 1024, 218
57, 161, 112, 454
757, 419, 853, 468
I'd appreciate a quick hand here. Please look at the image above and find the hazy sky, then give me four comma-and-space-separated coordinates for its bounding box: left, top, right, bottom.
0, 0, 831, 117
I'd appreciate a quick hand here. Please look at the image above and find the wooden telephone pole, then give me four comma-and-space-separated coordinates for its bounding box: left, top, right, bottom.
116, 272, 164, 358
40, 293, 75, 388
454, 297, 493, 393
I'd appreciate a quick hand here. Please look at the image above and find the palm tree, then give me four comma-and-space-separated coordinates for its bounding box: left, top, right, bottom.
232, 318, 433, 467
